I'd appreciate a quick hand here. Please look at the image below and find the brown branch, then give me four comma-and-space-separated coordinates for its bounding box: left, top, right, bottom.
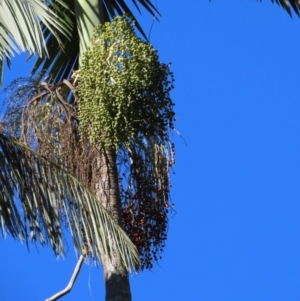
44, 255, 85, 301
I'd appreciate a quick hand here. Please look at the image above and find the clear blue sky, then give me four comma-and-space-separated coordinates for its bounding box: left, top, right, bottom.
1, 1, 300, 300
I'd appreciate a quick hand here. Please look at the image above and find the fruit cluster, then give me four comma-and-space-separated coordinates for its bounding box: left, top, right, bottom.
77, 15, 175, 150
120, 141, 175, 270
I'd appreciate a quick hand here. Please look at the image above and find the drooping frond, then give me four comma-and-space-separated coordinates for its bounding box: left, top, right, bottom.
0, 132, 140, 271
0, 0, 72, 86
30, 0, 159, 84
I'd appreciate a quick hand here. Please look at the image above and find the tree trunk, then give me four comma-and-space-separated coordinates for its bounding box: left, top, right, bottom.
95, 147, 132, 301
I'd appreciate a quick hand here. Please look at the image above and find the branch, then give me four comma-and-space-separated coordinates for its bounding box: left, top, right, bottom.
45, 255, 85, 301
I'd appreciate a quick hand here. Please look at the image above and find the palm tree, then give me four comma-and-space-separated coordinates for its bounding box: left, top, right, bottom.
1, 1, 299, 300
1, 2, 164, 301
2, 14, 175, 301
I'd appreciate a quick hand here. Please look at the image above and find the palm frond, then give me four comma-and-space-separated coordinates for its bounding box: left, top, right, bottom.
30, 0, 159, 84
271, 0, 300, 16
0, 0, 72, 86
0, 132, 140, 271
258, 0, 300, 16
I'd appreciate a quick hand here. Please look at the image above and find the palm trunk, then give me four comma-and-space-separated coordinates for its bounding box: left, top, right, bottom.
74, 1, 132, 299
95, 147, 132, 301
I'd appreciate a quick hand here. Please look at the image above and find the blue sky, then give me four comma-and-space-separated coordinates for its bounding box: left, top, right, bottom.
1, 1, 300, 300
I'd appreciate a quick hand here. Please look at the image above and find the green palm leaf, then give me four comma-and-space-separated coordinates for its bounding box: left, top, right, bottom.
0, 132, 139, 270
30, 0, 159, 83
0, 0, 72, 86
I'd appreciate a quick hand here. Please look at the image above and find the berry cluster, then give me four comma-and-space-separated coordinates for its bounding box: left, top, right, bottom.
120, 142, 174, 270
